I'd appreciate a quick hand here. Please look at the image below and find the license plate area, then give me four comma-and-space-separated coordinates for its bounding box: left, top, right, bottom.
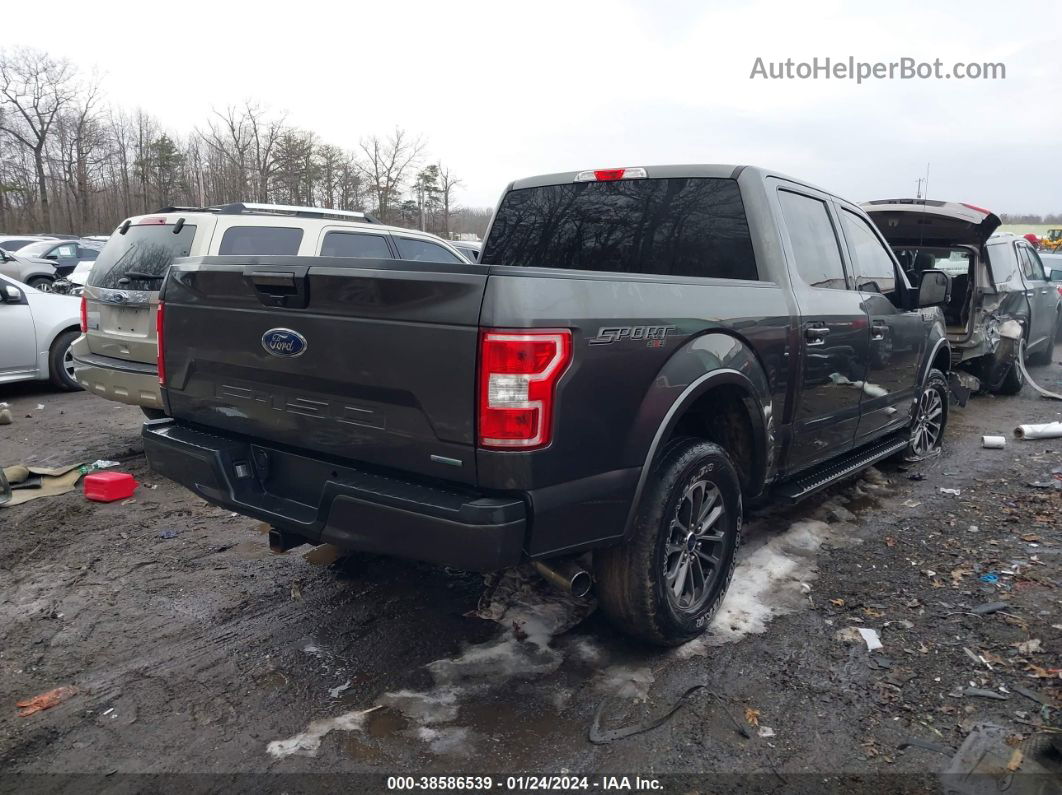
103, 306, 150, 336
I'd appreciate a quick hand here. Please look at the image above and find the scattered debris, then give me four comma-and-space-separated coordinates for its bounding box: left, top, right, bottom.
158, 529, 179, 539
589, 685, 705, 745
940, 488, 962, 496
1, 463, 85, 507
79, 460, 120, 475
979, 573, 1000, 584
17, 686, 78, 717
0, 403, 11, 425
981, 435, 1006, 449
758, 726, 776, 738
970, 601, 1008, 616
963, 688, 1008, 701
1013, 638, 1042, 655
858, 628, 883, 651
328, 680, 352, 699
744, 707, 760, 726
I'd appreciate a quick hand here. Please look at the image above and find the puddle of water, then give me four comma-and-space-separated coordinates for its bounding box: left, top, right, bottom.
232, 540, 272, 561
366, 707, 409, 738
304, 544, 342, 567
594, 665, 655, 702
412, 726, 472, 756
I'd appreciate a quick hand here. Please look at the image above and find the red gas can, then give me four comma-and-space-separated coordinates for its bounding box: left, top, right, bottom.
84, 471, 138, 502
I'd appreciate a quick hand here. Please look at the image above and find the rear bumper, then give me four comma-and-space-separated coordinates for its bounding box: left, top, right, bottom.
71, 337, 163, 410
142, 420, 527, 571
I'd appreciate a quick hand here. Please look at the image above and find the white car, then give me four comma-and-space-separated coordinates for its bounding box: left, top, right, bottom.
0, 274, 83, 391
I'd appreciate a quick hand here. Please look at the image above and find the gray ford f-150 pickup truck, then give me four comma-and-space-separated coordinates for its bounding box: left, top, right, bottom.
143, 165, 954, 645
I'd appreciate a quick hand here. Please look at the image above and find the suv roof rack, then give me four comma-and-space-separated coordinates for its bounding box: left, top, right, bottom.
152, 203, 380, 224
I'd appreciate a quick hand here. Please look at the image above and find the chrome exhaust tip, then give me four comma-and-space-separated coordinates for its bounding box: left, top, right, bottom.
532, 559, 592, 599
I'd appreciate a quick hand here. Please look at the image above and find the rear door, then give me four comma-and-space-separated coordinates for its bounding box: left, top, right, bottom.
1017, 243, 1058, 351
773, 185, 869, 472
838, 207, 926, 441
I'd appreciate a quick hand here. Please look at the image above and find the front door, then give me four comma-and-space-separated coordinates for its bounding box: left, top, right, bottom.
0, 282, 37, 375
837, 207, 926, 441
774, 186, 870, 473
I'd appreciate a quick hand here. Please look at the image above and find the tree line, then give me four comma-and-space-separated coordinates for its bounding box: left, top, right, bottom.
999, 213, 1062, 225
0, 47, 492, 239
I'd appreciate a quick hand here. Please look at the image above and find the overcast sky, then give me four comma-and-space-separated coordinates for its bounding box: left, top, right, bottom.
8, 0, 1060, 212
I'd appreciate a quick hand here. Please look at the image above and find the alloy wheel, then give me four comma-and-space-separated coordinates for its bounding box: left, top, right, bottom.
663, 470, 727, 613
910, 386, 944, 457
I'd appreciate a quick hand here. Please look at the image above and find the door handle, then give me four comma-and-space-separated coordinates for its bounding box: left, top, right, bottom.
1041, 288, 1051, 295
870, 322, 886, 341
804, 325, 830, 345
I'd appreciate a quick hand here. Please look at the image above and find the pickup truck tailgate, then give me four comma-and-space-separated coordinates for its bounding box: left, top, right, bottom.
160, 256, 487, 485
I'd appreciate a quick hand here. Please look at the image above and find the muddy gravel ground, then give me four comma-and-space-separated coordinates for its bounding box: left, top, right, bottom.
1, 349, 1060, 794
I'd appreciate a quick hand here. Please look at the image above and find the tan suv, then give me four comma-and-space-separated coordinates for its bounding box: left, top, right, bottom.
72, 203, 472, 417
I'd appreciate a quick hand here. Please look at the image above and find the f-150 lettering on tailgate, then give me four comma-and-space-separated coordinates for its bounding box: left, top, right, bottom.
215, 382, 385, 429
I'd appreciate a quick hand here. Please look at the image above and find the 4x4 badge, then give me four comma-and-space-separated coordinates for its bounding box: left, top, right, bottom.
261, 328, 307, 358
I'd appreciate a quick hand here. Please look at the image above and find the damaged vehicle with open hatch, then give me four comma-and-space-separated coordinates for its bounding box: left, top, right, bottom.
143, 165, 955, 645
863, 199, 1062, 395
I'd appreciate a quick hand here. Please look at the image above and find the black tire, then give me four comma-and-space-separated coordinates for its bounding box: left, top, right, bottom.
48, 329, 82, 391
594, 438, 742, 646
27, 276, 54, 291
901, 368, 948, 460
995, 360, 1025, 395
141, 407, 166, 420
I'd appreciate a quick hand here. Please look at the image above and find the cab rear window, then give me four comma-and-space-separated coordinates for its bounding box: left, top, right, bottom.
481, 177, 758, 280
88, 224, 197, 290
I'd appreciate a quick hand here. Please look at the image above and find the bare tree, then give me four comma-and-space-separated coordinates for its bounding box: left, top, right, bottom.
0, 48, 78, 228
358, 128, 424, 224
437, 163, 462, 239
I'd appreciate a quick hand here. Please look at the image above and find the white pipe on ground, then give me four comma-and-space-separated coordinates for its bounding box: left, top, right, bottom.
1014, 422, 1062, 440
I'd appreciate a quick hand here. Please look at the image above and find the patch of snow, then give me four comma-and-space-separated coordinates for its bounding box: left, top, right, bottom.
266, 706, 379, 759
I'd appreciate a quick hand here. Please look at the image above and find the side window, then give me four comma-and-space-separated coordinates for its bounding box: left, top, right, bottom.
78, 246, 100, 261
320, 232, 393, 259
777, 190, 848, 290
839, 210, 898, 301
394, 237, 463, 263
986, 242, 1021, 287
55, 243, 78, 259
1019, 246, 1046, 281
218, 226, 303, 255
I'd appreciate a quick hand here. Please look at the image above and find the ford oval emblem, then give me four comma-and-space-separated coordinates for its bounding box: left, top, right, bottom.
261, 328, 307, 358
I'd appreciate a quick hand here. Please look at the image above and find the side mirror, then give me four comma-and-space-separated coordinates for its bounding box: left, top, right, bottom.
1051, 269, 1062, 282
2, 284, 23, 303
916, 269, 950, 308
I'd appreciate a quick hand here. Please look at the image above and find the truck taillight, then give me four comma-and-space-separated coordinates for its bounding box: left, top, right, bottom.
573, 167, 648, 182
79, 295, 87, 333
156, 300, 165, 385
478, 330, 572, 450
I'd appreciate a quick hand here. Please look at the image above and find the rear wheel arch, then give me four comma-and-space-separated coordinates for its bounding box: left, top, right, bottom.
622, 352, 772, 541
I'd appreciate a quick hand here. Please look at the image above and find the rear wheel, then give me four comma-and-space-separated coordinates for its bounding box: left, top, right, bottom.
27, 276, 54, 291
594, 438, 742, 646
994, 359, 1025, 395
902, 368, 948, 460
48, 330, 81, 391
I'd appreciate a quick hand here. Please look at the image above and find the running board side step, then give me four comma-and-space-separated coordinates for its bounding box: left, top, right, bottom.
775, 434, 908, 503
